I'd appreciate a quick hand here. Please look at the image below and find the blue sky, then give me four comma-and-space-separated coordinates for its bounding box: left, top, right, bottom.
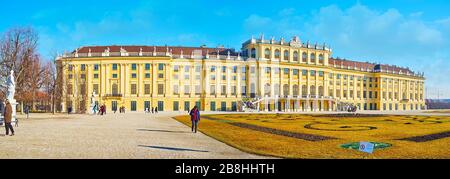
1, 0, 449, 98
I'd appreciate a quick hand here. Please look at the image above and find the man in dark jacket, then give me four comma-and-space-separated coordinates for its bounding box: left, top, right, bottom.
3, 100, 14, 136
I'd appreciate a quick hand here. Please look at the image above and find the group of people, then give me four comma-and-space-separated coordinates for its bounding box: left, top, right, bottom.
2, 99, 14, 136
119, 106, 126, 113
92, 104, 107, 115
145, 107, 159, 114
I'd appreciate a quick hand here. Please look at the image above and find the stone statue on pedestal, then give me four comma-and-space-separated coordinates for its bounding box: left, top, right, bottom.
90, 91, 97, 114
2, 70, 17, 125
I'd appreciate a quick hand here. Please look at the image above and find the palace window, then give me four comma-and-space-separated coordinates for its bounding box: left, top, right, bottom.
94, 74, 99, 79
310, 53, 316, 63
131, 73, 137, 79
284, 68, 289, 75
211, 75, 216, 81
112, 84, 118, 95
302, 70, 307, 76
294, 51, 299, 61
173, 85, 179, 95
131, 84, 137, 95
232, 66, 238, 73
251, 48, 256, 58
222, 66, 226, 73
158, 84, 164, 95
293, 85, 299, 96
81, 64, 86, 71
145, 73, 151, 79
211, 66, 216, 72
112, 64, 118, 70
302, 85, 307, 96
112, 74, 118, 78
145, 84, 151, 95
131, 64, 137, 71
310, 70, 316, 76
80, 74, 86, 79
284, 50, 290, 61
302, 52, 307, 63
158, 64, 164, 71
221, 85, 227, 95
293, 69, 299, 76
196, 66, 201, 73
310, 85, 316, 96
264, 48, 271, 59
94, 64, 99, 71
184, 74, 190, 80
265, 67, 271, 74
283, 84, 289, 96
145, 64, 151, 70
68, 65, 73, 71
319, 54, 324, 64
319, 71, 324, 77
158, 73, 164, 78
210, 85, 216, 95
231, 86, 237, 96
274, 49, 281, 59
184, 66, 190, 73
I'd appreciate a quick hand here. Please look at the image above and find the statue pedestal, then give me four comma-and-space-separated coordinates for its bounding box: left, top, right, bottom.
10, 99, 17, 125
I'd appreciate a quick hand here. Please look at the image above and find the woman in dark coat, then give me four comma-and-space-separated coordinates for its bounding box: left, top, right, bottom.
3, 100, 14, 136
189, 106, 200, 133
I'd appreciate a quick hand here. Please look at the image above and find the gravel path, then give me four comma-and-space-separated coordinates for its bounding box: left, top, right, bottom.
0, 113, 268, 159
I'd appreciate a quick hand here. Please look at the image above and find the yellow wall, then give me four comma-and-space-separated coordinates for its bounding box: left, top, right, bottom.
57, 42, 425, 113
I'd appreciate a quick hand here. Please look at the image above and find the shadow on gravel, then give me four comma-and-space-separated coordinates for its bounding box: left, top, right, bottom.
138, 145, 209, 153
137, 129, 191, 133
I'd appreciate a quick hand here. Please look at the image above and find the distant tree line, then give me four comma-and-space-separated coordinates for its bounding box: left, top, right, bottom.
426, 99, 450, 109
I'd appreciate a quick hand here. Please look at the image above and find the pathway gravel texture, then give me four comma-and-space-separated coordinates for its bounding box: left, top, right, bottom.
0, 112, 268, 159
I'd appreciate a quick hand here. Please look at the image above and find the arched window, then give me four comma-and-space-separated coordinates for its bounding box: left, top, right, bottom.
264, 83, 271, 96
264, 48, 271, 59
319, 54, 324, 64
318, 86, 324, 97
302, 52, 307, 63
302, 85, 307, 96
293, 51, 299, 61
274, 83, 280, 96
293, 85, 299, 96
283, 84, 289, 96
274, 49, 281, 59
250, 48, 256, 58
284, 50, 290, 61
112, 84, 118, 95
310, 53, 316, 63
310, 85, 316, 96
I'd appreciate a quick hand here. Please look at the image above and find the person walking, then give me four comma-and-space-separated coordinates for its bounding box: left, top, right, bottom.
155, 107, 158, 114
189, 106, 200, 133
3, 99, 15, 136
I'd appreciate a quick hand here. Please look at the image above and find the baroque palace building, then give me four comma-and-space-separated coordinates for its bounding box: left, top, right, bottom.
56, 35, 426, 113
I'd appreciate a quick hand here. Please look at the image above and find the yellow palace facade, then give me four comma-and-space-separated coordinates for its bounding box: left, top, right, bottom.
56, 36, 426, 113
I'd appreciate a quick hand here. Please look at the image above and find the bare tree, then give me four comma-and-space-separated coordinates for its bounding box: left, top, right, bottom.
0, 27, 39, 113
